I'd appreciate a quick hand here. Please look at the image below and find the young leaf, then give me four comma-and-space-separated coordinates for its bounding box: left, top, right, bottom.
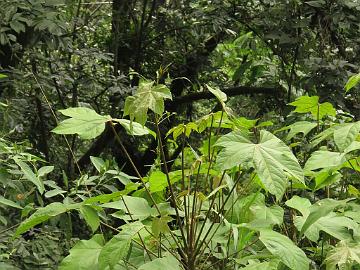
123, 80, 172, 125
289, 96, 336, 120
90, 156, 106, 173
59, 234, 105, 270
14, 159, 45, 194
216, 130, 304, 200
80, 205, 100, 233
52, 107, 111, 139
259, 229, 309, 270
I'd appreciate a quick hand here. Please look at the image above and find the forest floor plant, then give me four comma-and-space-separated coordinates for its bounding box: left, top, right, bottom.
1, 78, 360, 269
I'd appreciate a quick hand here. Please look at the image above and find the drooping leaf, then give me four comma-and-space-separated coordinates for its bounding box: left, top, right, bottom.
37, 166, 54, 177
216, 130, 304, 200
14, 202, 80, 237
80, 205, 100, 233
98, 222, 144, 270
0, 196, 22, 209
345, 73, 360, 93
289, 96, 336, 120
102, 195, 152, 220
333, 122, 360, 152
90, 156, 106, 173
14, 159, 45, 194
52, 107, 111, 139
299, 199, 350, 237
123, 80, 172, 125
276, 121, 317, 140
113, 118, 151, 136
59, 234, 105, 270
304, 151, 346, 171
259, 229, 309, 270
138, 255, 181, 270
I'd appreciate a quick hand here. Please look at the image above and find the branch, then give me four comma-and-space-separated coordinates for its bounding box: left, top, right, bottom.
173, 86, 281, 105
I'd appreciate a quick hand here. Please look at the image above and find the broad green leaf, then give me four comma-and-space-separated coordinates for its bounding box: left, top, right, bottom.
216, 130, 304, 200
276, 121, 317, 140
345, 73, 360, 93
52, 107, 111, 139
250, 204, 284, 226
167, 122, 198, 140
102, 195, 152, 220
299, 198, 350, 237
148, 171, 168, 193
80, 205, 100, 233
294, 212, 357, 242
313, 171, 342, 190
344, 141, 360, 154
15, 160, 44, 194
289, 96, 336, 120
285, 196, 311, 216
304, 151, 346, 171
114, 118, 150, 136
239, 260, 280, 270
151, 216, 171, 237
99, 222, 145, 269
325, 241, 360, 270
59, 234, 105, 270
310, 124, 341, 148
333, 122, 360, 152
138, 255, 181, 270
123, 80, 172, 125
14, 202, 80, 237
0, 196, 22, 209
90, 156, 105, 173
259, 229, 309, 270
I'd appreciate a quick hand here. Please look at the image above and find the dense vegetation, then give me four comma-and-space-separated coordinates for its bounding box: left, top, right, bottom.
0, 0, 360, 269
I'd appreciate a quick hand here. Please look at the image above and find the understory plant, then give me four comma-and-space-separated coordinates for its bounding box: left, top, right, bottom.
1, 79, 360, 270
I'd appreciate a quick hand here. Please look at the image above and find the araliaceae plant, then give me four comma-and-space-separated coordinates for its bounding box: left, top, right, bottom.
5, 78, 360, 269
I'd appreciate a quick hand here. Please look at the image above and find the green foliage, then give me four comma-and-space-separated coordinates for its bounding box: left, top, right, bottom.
215, 130, 304, 200
289, 96, 336, 120
52, 108, 111, 140
123, 80, 172, 125
345, 73, 360, 93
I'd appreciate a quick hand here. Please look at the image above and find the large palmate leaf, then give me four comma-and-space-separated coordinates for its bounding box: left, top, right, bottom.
289, 96, 336, 120
259, 229, 309, 270
138, 255, 182, 270
124, 80, 172, 125
52, 107, 111, 139
216, 130, 304, 200
59, 234, 105, 270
